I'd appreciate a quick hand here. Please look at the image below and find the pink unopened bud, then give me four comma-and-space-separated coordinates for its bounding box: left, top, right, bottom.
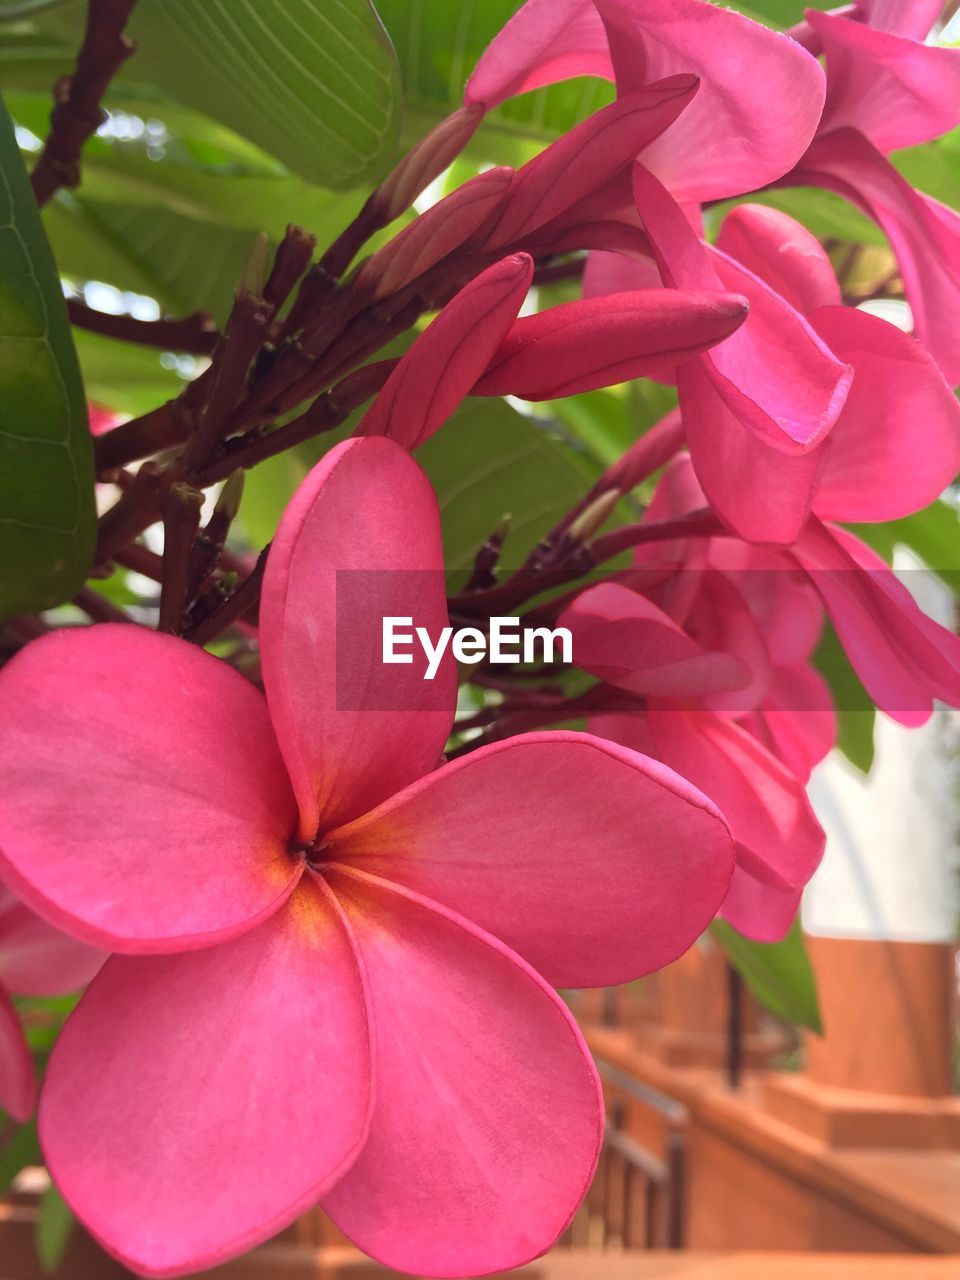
376, 104, 485, 222
359, 168, 515, 300
483, 77, 698, 248
356, 254, 533, 450
473, 289, 747, 400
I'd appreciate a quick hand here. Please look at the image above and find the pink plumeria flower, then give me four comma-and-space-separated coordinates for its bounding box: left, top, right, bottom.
635, 454, 960, 732
466, 0, 825, 204
699, 203, 960, 541
781, 3, 960, 383
559, 566, 826, 943
0, 437, 735, 1277
586, 188, 960, 544
0, 885, 103, 1121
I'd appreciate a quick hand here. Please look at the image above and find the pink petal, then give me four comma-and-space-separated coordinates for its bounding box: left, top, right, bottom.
788, 129, 960, 386
634, 164, 853, 450
356, 256, 532, 448
321, 866, 603, 1275
689, 572, 774, 716
810, 305, 960, 522
40, 876, 371, 1278
809, 10, 960, 152
678, 361, 824, 544
716, 204, 840, 315
0, 627, 299, 953
465, 0, 611, 108
260, 438, 455, 839
359, 168, 515, 299
788, 519, 960, 725
860, 0, 943, 39
610, 708, 823, 897
487, 80, 698, 248
325, 730, 734, 988
562, 583, 752, 700
0, 887, 105, 996
473, 289, 747, 399
583, 248, 663, 297
0, 987, 35, 1122
743, 664, 837, 784
598, 0, 826, 203
719, 872, 803, 944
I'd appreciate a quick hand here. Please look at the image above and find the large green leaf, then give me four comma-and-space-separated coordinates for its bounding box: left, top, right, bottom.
236, 397, 607, 570
0, 95, 94, 618
45, 192, 260, 321
712, 920, 822, 1033
420, 399, 607, 574
73, 330, 183, 417
15, 0, 402, 188
376, 0, 613, 155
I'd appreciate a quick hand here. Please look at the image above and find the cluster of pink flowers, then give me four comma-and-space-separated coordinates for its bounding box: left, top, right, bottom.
1, 1, 959, 1276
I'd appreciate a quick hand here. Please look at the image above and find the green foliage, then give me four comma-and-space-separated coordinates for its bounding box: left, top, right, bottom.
711, 920, 823, 1033
0, 1118, 40, 1195
7, 0, 402, 188
418, 400, 608, 574
0, 95, 95, 619
35, 1181, 74, 1273
813, 624, 876, 774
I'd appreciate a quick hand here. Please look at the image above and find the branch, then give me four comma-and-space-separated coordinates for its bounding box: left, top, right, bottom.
184, 549, 268, 647
68, 299, 219, 355
31, 0, 139, 207
158, 483, 203, 634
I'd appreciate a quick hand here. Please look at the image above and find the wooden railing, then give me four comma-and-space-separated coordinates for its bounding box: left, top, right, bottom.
558, 1057, 688, 1251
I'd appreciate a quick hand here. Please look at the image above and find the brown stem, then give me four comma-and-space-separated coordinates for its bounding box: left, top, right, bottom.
531, 257, 586, 287
72, 585, 132, 624
30, 0, 139, 207
68, 299, 218, 354
181, 290, 274, 475
113, 542, 162, 581
95, 461, 163, 561
158, 483, 202, 634
450, 510, 720, 616
185, 549, 268, 647
263, 225, 317, 311
201, 358, 395, 481
94, 401, 185, 473
587, 508, 720, 562
185, 472, 243, 601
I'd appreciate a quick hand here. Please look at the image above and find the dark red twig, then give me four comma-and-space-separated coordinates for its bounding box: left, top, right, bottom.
68, 299, 218, 355
31, 0, 139, 207
185, 549, 269, 647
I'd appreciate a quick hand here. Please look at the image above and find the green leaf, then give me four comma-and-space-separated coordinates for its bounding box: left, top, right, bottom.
35, 1181, 74, 1273
0, 94, 95, 619
0, 1119, 40, 1195
45, 193, 264, 322
236, 398, 609, 575
72, 330, 184, 418
814, 623, 875, 774
376, 0, 613, 156
417, 400, 604, 574
849, 498, 960, 596
21, 0, 402, 188
712, 919, 822, 1033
